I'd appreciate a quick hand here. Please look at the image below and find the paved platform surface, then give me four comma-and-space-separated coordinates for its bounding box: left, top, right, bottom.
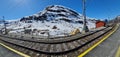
0, 45, 22, 57
85, 27, 120, 57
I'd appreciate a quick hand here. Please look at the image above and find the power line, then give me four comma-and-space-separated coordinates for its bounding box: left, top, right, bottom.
7, 0, 26, 13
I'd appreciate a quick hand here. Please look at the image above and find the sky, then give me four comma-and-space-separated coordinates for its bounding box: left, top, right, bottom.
0, 0, 120, 20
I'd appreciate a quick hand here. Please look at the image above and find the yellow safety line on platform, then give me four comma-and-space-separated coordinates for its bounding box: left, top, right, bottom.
0, 43, 30, 57
78, 25, 119, 57
115, 46, 120, 57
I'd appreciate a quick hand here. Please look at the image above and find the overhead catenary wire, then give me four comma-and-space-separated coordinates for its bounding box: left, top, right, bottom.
6, 0, 35, 19
7, 0, 25, 12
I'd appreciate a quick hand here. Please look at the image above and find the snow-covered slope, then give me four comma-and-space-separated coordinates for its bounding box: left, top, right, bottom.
20, 5, 83, 22
7, 20, 95, 36
1, 5, 96, 37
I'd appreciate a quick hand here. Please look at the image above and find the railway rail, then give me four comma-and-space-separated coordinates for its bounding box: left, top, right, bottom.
0, 24, 116, 57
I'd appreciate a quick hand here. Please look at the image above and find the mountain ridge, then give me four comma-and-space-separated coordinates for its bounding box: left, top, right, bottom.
20, 5, 84, 23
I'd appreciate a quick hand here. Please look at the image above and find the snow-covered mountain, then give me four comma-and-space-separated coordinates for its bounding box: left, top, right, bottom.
20, 5, 83, 23
1, 5, 96, 37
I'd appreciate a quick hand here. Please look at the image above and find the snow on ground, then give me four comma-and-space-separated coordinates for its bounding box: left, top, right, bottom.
4, 20, 95, 37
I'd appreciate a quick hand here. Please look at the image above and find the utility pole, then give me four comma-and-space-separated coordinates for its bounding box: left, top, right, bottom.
3, 16, 7, 34
82, 0, 89, 33
32, 16, 35, 23
108, 17, 110, 24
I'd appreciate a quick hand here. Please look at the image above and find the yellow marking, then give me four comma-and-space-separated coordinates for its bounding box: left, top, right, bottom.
115, 46, 120, 57
78, 24, 119, 57
0, 43, 30, 57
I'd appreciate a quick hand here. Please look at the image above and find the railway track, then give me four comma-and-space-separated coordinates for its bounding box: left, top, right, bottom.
0, 25, 115, 57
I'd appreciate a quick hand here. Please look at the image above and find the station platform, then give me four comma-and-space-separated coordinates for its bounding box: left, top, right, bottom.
85, 26, 120, 57
0, 45, 22, 57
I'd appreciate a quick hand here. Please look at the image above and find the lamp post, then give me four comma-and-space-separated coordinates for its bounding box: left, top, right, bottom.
82, 0, 89, 33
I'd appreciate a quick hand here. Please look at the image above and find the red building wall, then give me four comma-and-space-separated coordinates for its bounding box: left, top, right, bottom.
96, 21, 105, 28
